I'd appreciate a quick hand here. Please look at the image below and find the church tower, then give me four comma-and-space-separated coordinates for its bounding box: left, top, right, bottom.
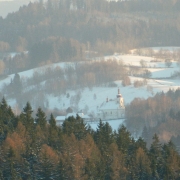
116, 89, 124, 108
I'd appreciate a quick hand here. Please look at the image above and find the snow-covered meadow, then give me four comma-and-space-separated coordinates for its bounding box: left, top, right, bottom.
0, 47, 180, 131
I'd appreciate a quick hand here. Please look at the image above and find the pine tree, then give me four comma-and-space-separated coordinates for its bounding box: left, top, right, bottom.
19, 103, 40, 179
135, 137, 147, 152
19, 102, 34, 131
116, 125, 132, 154
57, 160, 66, 180
3, 147, 19, 180
35, 107, 47, 131
22, 144, 39, 180
9, 149, 19, 180
49, 113, 56, 128
0, 116, 5, 144
0, 98, 15, 143
12, 73, 22, 95
161, 141, 180, 179
94, 120, 114, 153
38, 153, 57, 180
108, 143, 127, 180
149, 134, 162, 179
62, 115, 88, 140
82, 134, 102, 179
84, 158, 101, 179
134, 147, 152, 179
93, 120, 115, 180
0, 170, 4, 180
48, 114, 58, 149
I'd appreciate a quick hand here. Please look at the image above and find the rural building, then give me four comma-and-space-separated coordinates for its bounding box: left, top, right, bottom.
97, 89, 125, 120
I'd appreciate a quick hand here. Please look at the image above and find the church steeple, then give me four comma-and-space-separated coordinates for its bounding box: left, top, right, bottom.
117, 88, 122, 98
116, 88, 124, 107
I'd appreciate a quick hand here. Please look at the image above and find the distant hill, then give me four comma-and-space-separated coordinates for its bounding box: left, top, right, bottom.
0, 0, 36, 18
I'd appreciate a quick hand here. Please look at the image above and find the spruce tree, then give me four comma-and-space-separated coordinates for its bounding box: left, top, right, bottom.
19, 102, 34, 131
0, 170, 4, 180
57, 160, 66, 180
35, 107, 47, 131
149, 134, 162, 179
12, 73, 22, 95
135, 137, 147, 152
0, 98, 15, 143
3, 147, 19, 180
23, 145, 38, 180
161, 141, 180, 179
48, 114, 58, 149
38, 154, 57, 180
93, 120, 115, 179
116, 125, 132, 154
62, 115, 88, 140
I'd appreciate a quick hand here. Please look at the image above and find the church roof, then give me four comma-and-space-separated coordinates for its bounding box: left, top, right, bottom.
99, 100, 124, 110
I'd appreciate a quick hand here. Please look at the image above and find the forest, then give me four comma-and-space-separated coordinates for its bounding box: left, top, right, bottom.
126, 88, 180, 150
0, 0, 180, 73
0, 98, 180, 179
0, 1, 180, 178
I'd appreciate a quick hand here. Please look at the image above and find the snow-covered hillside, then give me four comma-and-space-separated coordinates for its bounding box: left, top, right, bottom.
0, 47, 180, 130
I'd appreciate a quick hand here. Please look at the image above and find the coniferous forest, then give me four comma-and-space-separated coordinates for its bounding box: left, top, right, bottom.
0, 0, 180, 179
0, 98, 180, 179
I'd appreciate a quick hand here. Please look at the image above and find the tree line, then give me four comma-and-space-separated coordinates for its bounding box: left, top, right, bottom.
126, 88, 180, 149
2, 60, 126, 109
0, 0, 180, 73
0, 97, 180, 179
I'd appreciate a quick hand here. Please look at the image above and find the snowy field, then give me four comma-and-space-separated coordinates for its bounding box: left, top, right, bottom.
130, 46, 180, 54
0, 47, 180, 130
90, 119, 125, 131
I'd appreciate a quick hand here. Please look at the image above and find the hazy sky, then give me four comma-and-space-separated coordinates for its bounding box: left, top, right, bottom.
0, 0, 36, 18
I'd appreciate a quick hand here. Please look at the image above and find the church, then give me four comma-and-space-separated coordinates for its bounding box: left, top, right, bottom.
96, 89, 125, 120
